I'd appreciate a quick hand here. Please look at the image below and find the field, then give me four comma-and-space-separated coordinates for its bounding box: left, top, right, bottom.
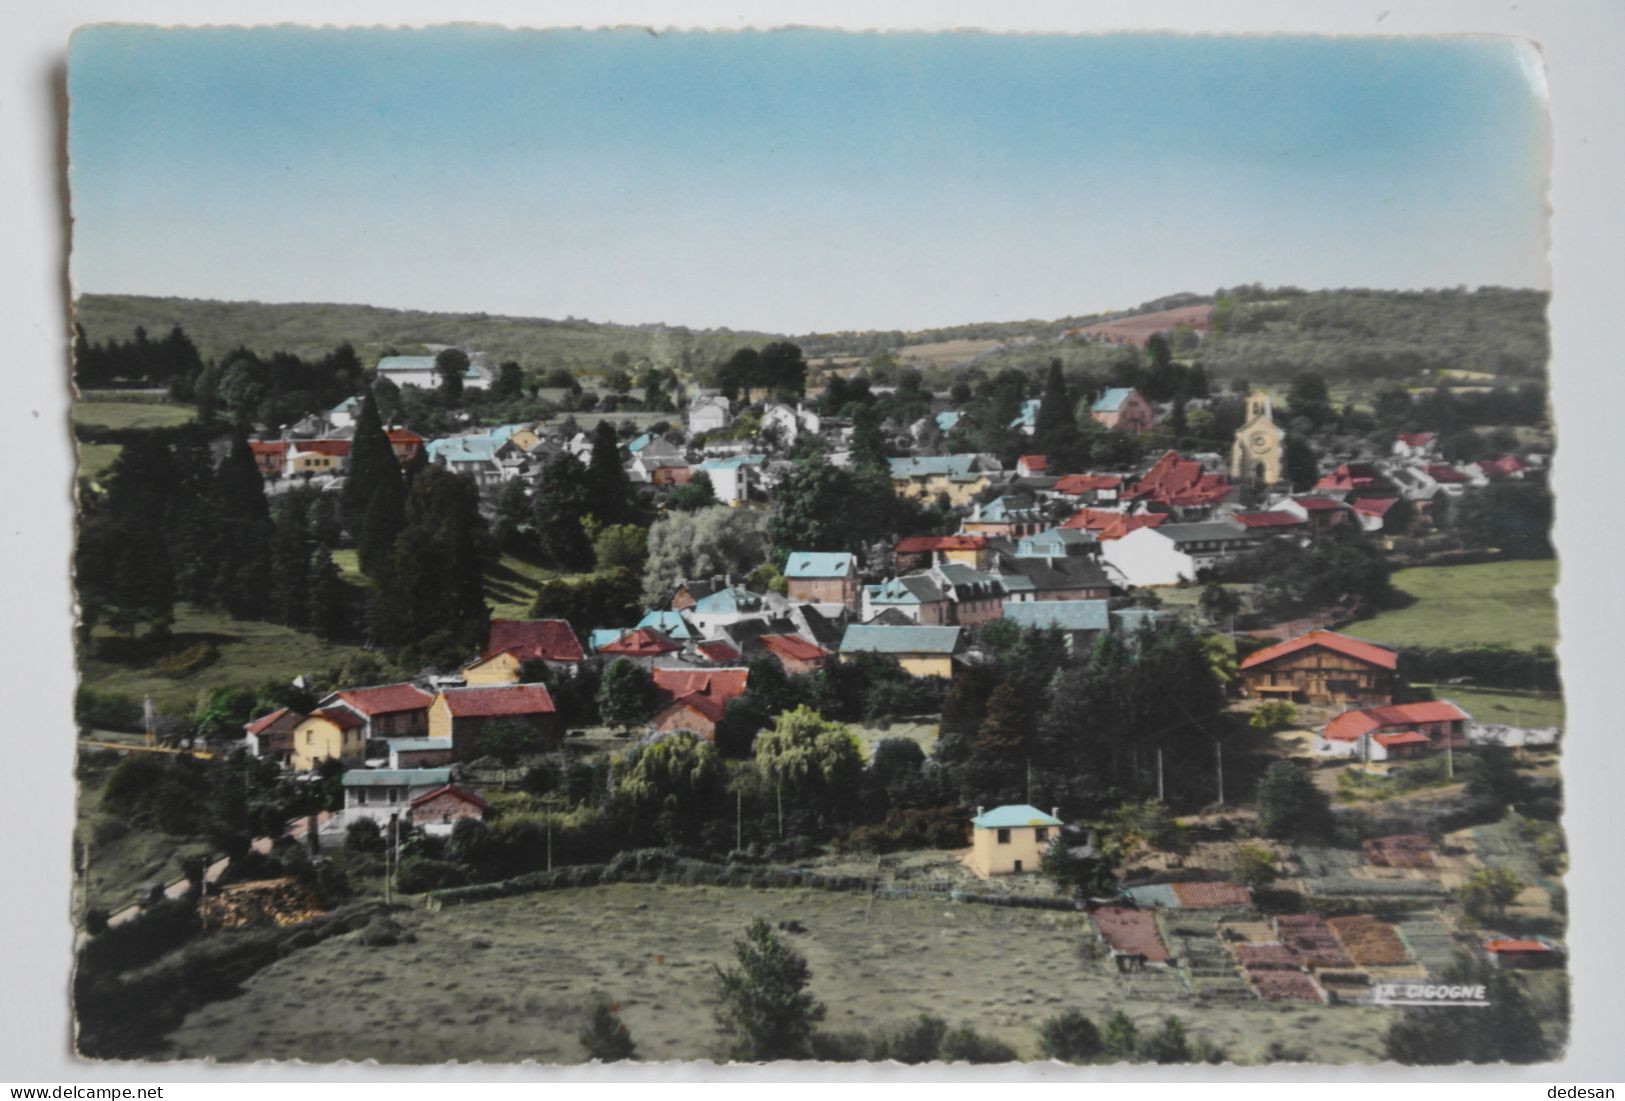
1348, 560, 1558, 651
74, 401, 198, 431
163, 882, 1398, 1064
80, 603, 381, 715
846, 718, 938, 759
895, 339, 1008, 369
77, 442, 124, 483
1427, 686, 1565, 730
1069, 304, 1213, 348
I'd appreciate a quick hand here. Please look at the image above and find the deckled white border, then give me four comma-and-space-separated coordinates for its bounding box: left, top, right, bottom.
4, 0, 1621, 1084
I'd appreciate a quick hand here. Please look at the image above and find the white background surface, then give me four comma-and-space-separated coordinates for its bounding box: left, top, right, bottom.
3, 0, 1621, 1083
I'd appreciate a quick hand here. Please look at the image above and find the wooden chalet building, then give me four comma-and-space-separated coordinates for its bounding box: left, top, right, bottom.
1238, 629, 1397, 707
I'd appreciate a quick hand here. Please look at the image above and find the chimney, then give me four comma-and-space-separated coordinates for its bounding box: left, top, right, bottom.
1052, 807, 1061, 821
976, 805, 984, 818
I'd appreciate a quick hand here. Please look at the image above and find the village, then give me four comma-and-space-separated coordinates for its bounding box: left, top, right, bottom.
68, 297, 1567, 1065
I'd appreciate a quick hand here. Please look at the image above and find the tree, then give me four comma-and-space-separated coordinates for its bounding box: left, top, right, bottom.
1233, 844, 1277, 891
757, 341, 808, 399
492, 478, 531, 553
1460, 868, 1523, 925
369, 466, 489, 664
1103, 1011, 1139, 1060
597, 658, 656, 733
1383, 955, 1555, 1064
1140, 1016, 1195, 1064
434, 348, 469, 405
668, 470, 718, 512
611, 730, 726, 833
532, 453, 596, 571
1248, 700, 1297, 733
586, 421, 634, 526
477, 719, 540, 788
1282, 434, 1319, 492
1041, 835, 1119, 900
1198, 583, 1242, 625
1452, 480, 1554, 558
344, 391, 407, 578
641, 505, 768, 606
1039, 1010, 1104, 1064
752, 706, 864, 825
711, 918, 825, 1061
592, 524, 648, 575
579, 999, 636, 1061
494, 360, 525, 399
1256, 761, 1330, 841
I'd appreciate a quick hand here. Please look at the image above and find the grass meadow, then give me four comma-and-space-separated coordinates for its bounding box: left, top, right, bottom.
1349, 559, 1558, 651
75, 401, 198, 431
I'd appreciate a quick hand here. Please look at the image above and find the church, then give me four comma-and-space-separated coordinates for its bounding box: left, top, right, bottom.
1231, 389, 1284, 486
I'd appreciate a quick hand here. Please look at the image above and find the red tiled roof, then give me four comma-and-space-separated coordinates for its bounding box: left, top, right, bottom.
895, 534, 989, 554
1323, 700, 1469, 742
1053, 474, 1124, 495
293, 439, 351, 456
1239, 629, 1398, 672
1397, 432, 1436, 448
1061, 508, 1166, 540
1291, 495, 1346, 512
245, 706, 301, 735
409, 783, 491, 812
599, 627, 681, 656
1170, 881, 1252, 908
758, 634, 831, 662
656, 693, 728, 725
1351, 496, 1400, 516
1484, 939, 1551, 954
1125, 451, 1232, 508
652, 668, 749, 706
312, 707, 364, 730
1018, 454, 1048, 471
438, 684, 556, 717
335, 683, 434, 716
1374, 730, 1432, 747
1233, 511, 1304, 529
248, 440, 288, 456
669, 467, 694, 485
1426, 464, 1469, 484
484, 618, 586, 664
696, 640, 743, 663
1477, 456, 1527, 479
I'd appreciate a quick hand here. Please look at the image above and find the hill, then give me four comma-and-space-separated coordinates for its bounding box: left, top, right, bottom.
72, 294, 781, 373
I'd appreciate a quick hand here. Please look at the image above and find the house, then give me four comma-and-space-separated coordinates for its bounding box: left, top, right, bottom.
695, 454, 765, 505
375, 353, 488, 391
633, 609, 703, 644
668, 577, 725, 611
427, 684, 559, 758
1231, 389, 1285, 486
285, 439, 350, 477
1016, 454, 1048, 478
243, 706, 303, 763
1232, 510, 1308, 536
1053, 473, 1124, 505
887, 454, 1001, 506
933, 409, 964, 434
1350, 496, 1403, 533
1238, 630, 1397, 706
962, 495, 1047, 538
1091, 388, 1156, 433
1000, 600, 1110, 652
894, 534, 991, 573
426, 435, 504, 487
628, 432, 683, 461
249, 440, 289, 479
290, 708, 367, 771
1477, 455, 1528, 481
784, 552, 861, 611
1271, 494, 1352, 537
756, 634, 832, 674
647, 668, 751, 740
762, 403, 821, 446
409, 783, 492, 835
629, 451, 690, 485
695, 639, 743, 664
596, 627, 683, 666
687, 586, 769, 636
838, 624, 962, 678
1009, 399, 1041, 435
687, 394, 733, 435
992, 553, 1112, 602
1315, 462, 1390, 497
1318, 700, 1471, 761
328, 396, 361, 429
1059, 507, 1168, 541
1099, 520, 1262, 587
931, 563, 1007, 626
966, 804, 1062, 877
321, 683, 435, 749
386, 428, 426, 464
864, 574, 952, 625
341, 767, 455, 831
1483, 938, 1563, 970
1013, 527, 1098, 560
1124, 451, 1234, 515
1392, 432, 1438, 460
464, 619, 586, 684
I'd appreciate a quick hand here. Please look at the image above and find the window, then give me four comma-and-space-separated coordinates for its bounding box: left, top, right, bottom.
356, 789, 367, 805
1035, 827, 1049, 843
996, 828, 1011, 845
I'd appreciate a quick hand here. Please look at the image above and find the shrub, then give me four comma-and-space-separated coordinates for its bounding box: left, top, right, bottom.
395, 856, 468, 894
872, 1014, 947, 1064
940, 1026, 1017, 1064
75, 688, 144, 733
345, 818, 385, 854
1038, 1009, 1104, 1064
1249, 700, 1297, 733
808, 1030, 871, 1062
835, 806, 967, 855
579, 999, 637, 1061
711, 918, 826, 1061
1234, 844, 1278, 890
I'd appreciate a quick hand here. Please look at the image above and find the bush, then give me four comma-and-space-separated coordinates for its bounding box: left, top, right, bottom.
1249, 700, 1297, 733
75, 688, 144, 733
835, 806, 968, 855
395, 856, 468, 894
872, 1014, 947, 1064
1038, 1010, 1104, 1063
579, 998, 637, 1061
808, 1030, 872, 1062
345, 818, 385, 854
940, 1025, 1017, 1064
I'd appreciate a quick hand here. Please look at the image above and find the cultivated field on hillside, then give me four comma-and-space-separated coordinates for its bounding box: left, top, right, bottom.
1070, 305, 1213, 348
1349, 560, 1558, 651
895, 339, 1007, 369
164, 882, 1400, 1065
75, 401, 198, 431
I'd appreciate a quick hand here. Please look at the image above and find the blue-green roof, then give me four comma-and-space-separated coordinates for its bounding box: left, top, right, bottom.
971, 804, 1062, 829
387, 739, 453, 753
865, 576, 944, 606
342, 768, 453, 787
427, 436, 501, 463
628, 432, 653, 453
1093, 387, 1136, 413
1001, 600, 1110, 632
935, 410, 963, 433
1009, 399, 1041, 429
588, 628, 628, 653
888, 454, 984, 481
696, 454, 766, 472
785, 551, 856, 579
636, 610, 700, 640
839, 624, 961, 655
691, 586, 764, 615
377, 355, 481, 380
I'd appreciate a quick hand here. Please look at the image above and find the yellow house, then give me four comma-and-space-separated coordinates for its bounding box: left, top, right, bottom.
887, 456, 997, 507
966, 805, 1063, 877
510, 424, 545, 453
289, 708, 366, 771
837, 624, 961, 679
462, 650, 522, 686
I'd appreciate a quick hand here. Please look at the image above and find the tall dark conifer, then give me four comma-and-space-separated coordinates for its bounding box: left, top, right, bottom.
344, 391, 407, 578
211, 433, 274, 618
533, 453, 595, 571
586, 421, 631, 525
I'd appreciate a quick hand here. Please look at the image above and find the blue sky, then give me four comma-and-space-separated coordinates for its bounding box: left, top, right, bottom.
68, 27, 1549, 333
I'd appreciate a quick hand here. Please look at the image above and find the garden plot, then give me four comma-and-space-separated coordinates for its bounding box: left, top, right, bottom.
1160, 910, 1256, 1003
1394, 913, 1465, 977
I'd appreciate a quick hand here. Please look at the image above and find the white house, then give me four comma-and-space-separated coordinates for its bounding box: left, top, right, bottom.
695, 454, 765, 505
328, 396, 361, 430
688, 395, 733, 435
762, 403, 822, 447
340, 767, 454, 832
375, 352, 490, 391
1099, 520, 1262, 587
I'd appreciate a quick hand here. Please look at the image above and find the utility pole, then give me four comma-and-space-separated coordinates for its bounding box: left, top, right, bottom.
385, 816, 395, 906
736, 790, 743, 853
1215, 741, 1225, 806
1156, 749, 1164, 803
546, 819, 553, 873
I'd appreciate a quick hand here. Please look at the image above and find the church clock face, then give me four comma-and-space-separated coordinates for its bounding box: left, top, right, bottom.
1249, 432, 1272, 454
